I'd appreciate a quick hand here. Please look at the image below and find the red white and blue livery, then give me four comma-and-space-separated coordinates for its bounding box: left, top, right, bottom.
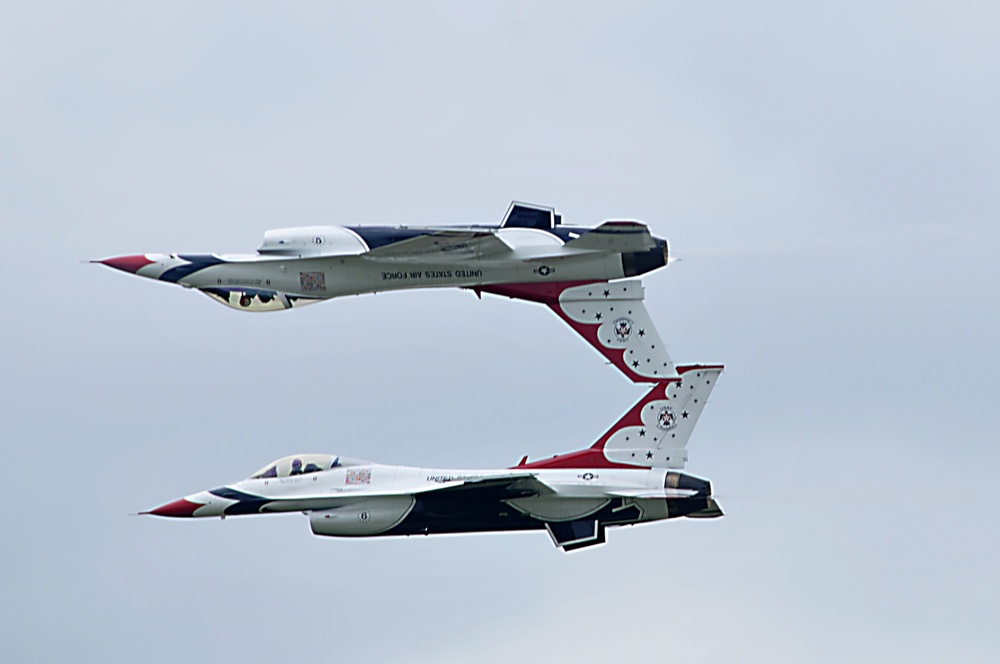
97, 202, 676, 382
143, 366, 723, 552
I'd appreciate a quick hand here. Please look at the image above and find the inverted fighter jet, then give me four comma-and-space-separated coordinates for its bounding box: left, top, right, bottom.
143, 365, 723, 552
97, 202, 675, 382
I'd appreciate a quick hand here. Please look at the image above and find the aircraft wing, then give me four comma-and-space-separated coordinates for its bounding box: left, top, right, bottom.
419, 474, 544, 499
310, 472, 541, 501
230, 473, 542, 513
476, 279, 675, 383
363, 230, 512, 262
563, 221, 657, 253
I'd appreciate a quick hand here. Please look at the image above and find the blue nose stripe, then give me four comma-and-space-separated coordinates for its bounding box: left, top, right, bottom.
159, 255, 226, 283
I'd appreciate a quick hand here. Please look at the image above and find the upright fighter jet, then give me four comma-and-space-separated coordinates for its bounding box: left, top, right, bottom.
143, 366, 723, 552
97, 202, 675, 382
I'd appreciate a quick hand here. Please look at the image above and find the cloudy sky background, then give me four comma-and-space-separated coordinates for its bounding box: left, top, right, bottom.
2, 2, 998, 662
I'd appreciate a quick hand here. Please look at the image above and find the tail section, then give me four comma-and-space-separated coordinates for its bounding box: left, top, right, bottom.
479, 279, 675, 383
604, 364, 723, 469
519, 365, 722, 470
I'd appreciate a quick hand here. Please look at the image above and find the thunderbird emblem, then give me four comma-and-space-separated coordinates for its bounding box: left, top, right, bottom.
613, 317, 633, 342
656, 406, 677, 431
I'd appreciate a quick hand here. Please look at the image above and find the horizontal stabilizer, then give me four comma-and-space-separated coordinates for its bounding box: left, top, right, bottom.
686, 498, 724, 519
564, 221, 656, 253
546, 519, 606, 551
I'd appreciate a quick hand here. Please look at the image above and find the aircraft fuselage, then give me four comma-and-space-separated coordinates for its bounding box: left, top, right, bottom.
99, 221, 669, 313
149, 460, 719, 551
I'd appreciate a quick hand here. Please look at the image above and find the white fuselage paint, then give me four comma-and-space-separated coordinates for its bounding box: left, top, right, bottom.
137, 250, 626, 300
183, 462, 688, 534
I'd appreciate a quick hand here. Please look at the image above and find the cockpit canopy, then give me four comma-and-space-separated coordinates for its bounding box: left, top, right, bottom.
249, 454, 341, 480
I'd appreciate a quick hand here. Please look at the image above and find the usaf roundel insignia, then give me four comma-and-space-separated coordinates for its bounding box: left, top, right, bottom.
613, 317, 634, 342
656, 406, 677, 431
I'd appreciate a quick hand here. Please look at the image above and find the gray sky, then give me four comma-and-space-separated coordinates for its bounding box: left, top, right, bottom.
2, 2, 998, 662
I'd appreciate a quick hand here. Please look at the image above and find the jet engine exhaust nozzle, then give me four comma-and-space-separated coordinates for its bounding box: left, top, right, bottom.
665, 471, 712, 496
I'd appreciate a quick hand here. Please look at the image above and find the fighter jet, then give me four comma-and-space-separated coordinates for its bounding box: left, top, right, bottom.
143, 365, 723, 552
97, 202, 675, 382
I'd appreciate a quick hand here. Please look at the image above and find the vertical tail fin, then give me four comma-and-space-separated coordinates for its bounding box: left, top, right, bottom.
478, 279, 675, 382
603, 365, 723, 469
518, 365, 722, 470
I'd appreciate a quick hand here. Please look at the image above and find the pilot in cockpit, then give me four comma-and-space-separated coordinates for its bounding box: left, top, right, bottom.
249, 454, 344, 481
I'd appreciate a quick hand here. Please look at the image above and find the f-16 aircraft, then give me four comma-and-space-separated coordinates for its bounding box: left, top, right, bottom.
97, 202, 676, 382
143, 365, 723, 552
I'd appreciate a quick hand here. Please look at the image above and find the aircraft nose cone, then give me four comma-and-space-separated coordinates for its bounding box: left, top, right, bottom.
142, 498, 204, 518
97, 254, 153, 274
